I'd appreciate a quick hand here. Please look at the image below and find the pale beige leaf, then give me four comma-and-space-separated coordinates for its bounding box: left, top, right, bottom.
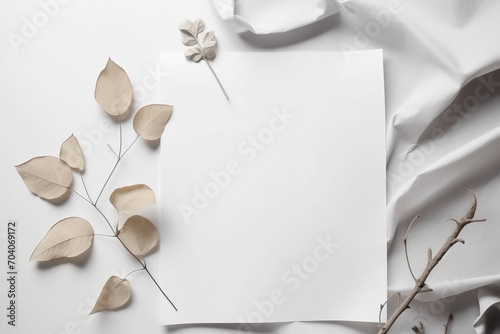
16, 156, 73, 200
202, 30, 217, 49
118, 215, 158, 256
179, 18, 205, 38
30, 217, 94, 261
133, 104, 173, 140
181, 32, 197, 46
90, 276, 131, 314
203, 48, 216, 61
59, 134, 85, 172
192, 18, 205, 36
178, 19, 194, 35
94, 58, 133, 117
109, 184, 156, 214
185, 47, 203, 62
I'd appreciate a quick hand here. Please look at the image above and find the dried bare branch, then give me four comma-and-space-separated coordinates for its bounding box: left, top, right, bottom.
403, 214, 421, 282
378, 292, 402, 325
444, 314, 453, 334
378, 189, 486, 334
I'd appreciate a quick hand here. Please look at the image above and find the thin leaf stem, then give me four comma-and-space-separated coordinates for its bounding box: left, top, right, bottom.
118, 118, 123, 156
94, 233, 116, 238
403, 215, 420, 282
204, 58, 229, 100
378, 292, 400, 325
80, 174, 93, 203
444, 314, 453, 334
94, 157, 121, 205
124, 268, 145, 280
107, 144, 119, 158
94, 129, 138, 206
107, 224, 178, 310
144, 267, 178, 311
121, 135, 139, 158
70, 188, 93, 206
90, 200, 145, 266
93, 204, 117, 237
74, 119, 177, 311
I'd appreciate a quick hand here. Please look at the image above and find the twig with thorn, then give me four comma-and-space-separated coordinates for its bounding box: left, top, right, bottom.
444, 314, 453, 334
378, 188, 486, 334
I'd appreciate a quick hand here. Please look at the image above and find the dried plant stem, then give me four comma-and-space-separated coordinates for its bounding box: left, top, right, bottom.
144, 266, 177, 310
124, 268, 145, 279
444, 314, 453, 334
94, 233, 116, 238
378, 189, 485, 334
378, 292, 401, 324
75, 122, 177, 311
204, 58, 229, 100
191, 32, 229, 100
403, 215, 420, 282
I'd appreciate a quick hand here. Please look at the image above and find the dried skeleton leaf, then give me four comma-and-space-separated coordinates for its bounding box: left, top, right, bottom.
180, 18, 217, 62
179, 18, 227, 100
184, 47, 203, 62
30, 217, 94, 261
118, 215, 158, 256
16, 156, 73, 200
133, 104, 173, 140
202, 31, 217, 60
59, 134, 85, 172
184, 46, 203, 62
179, 18, 205, 45
109, 184, 156, 214
90, 276, 131, 314
202, 30, 216, 48
94, 58, 133, 117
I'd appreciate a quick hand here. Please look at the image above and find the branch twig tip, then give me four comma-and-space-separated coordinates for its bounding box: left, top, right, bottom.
462, 188, 477, 220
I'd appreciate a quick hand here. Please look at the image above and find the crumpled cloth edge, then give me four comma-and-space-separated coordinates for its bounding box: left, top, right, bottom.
473, 287, 500, 334
212, 0, 339, 34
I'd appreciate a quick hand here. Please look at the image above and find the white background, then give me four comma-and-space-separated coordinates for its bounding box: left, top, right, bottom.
1, 0, 500, 334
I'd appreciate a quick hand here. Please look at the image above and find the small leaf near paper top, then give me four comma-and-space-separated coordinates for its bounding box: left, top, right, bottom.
202, 31, 217, 49
203, 48, 216, 61
181, 32, 197, 46
30, 217, 94, 262
202, 31, 217, 61
118, 215, 158, 256
133, 104, 173, 140
179, 18, 205, 41
179, 18, 228, 99
94, 58, 133, 117
16, 156, 73, 201
90, 276, 131, 314
59, 134, 85, 172
184, 47, 203, 62
109, 184, 156, 214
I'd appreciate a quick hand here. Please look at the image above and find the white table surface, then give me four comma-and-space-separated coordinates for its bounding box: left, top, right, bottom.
1, 1, 500, 333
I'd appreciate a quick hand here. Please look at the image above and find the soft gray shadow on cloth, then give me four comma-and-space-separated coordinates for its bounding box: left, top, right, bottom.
414, 67, 500, 147
166, 322, 284, 333
238, 14, 341, 49
165, 321, 375, 333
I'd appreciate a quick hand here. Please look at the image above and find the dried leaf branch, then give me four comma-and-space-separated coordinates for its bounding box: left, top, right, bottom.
378, 189, 486, 334
90, 276, 131, 314
17, 59, 177, 314
179, 18, 229, 100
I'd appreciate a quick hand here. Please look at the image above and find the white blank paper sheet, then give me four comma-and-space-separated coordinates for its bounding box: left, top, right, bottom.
158, 51, 386, 325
